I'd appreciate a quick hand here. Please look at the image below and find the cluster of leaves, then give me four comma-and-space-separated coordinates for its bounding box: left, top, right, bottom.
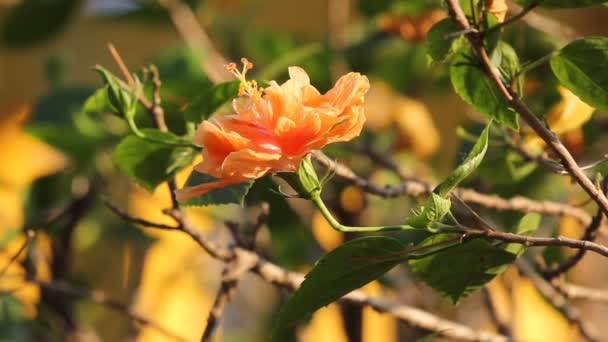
5, 0, 608, 339
272, 0, 608, 337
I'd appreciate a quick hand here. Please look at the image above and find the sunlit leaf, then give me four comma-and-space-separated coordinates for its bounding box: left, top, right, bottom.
450, 51, 518, 129
550, 36, 608, 111
434, 123, 490, 197
182, 81, 240, 124
181, 171, 254, 206
114, 131, 195, 191
426, 18, 462, 63
409, 235, 517, 303
273, 236, 406, 339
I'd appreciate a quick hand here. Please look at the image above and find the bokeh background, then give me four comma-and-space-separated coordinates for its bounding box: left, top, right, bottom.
2, 0, 608, 341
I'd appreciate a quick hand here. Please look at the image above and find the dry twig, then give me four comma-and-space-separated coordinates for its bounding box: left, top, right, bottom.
313, 151, 595, 227
29, 277, 189, 342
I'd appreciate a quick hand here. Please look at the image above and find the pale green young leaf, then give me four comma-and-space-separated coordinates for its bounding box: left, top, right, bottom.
434, 123, 491, 197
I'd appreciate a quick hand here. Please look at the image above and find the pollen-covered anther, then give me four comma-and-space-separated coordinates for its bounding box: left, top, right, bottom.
225, 57, 263, 98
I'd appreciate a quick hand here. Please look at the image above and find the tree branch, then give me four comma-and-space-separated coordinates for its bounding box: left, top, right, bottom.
28, 276, 189, 342
313, 151, 596, 228
201, 249, 257, 342
553, 281, 608, 304
516, 260, 598, 341
444, 0, 608, 219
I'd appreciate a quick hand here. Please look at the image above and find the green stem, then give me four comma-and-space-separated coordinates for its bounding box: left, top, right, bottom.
126, 115, 200, 149
312, 195, 415, 232
516, 51, 557, 78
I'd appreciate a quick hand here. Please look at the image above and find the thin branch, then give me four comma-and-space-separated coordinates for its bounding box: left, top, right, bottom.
464, 228, 608, 258
487, 1, 538, 34
0, 230, 35, 279
313, 151, 595, 228
553, 281, 608, 304
163, 208, 235, 262
482, 287, 512, 337
28, 276, 189, 342
107, 43, 136, 87
445, 0, 608, 219
148, 65, 168, 132
516, 260, 598, 341
201, 249, 257, 342
541, 177, 607, 279
506, 0, 578, 40
503, 134, 567, 174
252, 253, 507, 342
103, 198, 181, 230
158, 206, 507, 341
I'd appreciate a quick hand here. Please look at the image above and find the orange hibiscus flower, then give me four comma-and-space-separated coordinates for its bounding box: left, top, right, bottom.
176, 59, 370, 202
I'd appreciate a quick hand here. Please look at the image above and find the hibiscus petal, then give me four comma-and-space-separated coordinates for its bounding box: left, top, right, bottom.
220, 149, 283, 179
174, 178, 237, 202
323, 73, 370, 113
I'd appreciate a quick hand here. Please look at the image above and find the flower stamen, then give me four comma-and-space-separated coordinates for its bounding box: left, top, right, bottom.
224, 58, 264, 98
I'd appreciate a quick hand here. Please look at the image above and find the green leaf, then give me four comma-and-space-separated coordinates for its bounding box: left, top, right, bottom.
273, 236, 406, 339
182, 80, 240, 123
550, 36, 608, 111
406, 193, 452, 230
409, 235, 517, 303
459, 0, 482, 17
81, 87, 115, 115
450, 51, 519, 129
434, 123, 490, 197
482, 13, 501, 54
114, 131, 195, 191
426, 18, 462, 63
182, 171, 254, 206
94, 66, 136, 118
492, 41, 523, 95
0, 0, 80, 47
504, 213, 541, 256
515, 0, 607, 8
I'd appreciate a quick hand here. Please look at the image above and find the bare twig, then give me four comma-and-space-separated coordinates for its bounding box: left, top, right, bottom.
445, 0, 608, 219
148, 65, 168, 132
29, 276, 189, 342
201, 249, 257, 342
462, 228, 608, 258
482, 287, 512, 337
108, 43, 136, 87
102, 198, 181, 230
157, 208, 507, 341
0, 230, 35, 279
553, 281, 608, 304
516, 260, 598, 341
506, 0, 578, 40
541, 178, 607, 279
313, 151, 595, 227
163, 208, 235, 261
252, 253, 507, 342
